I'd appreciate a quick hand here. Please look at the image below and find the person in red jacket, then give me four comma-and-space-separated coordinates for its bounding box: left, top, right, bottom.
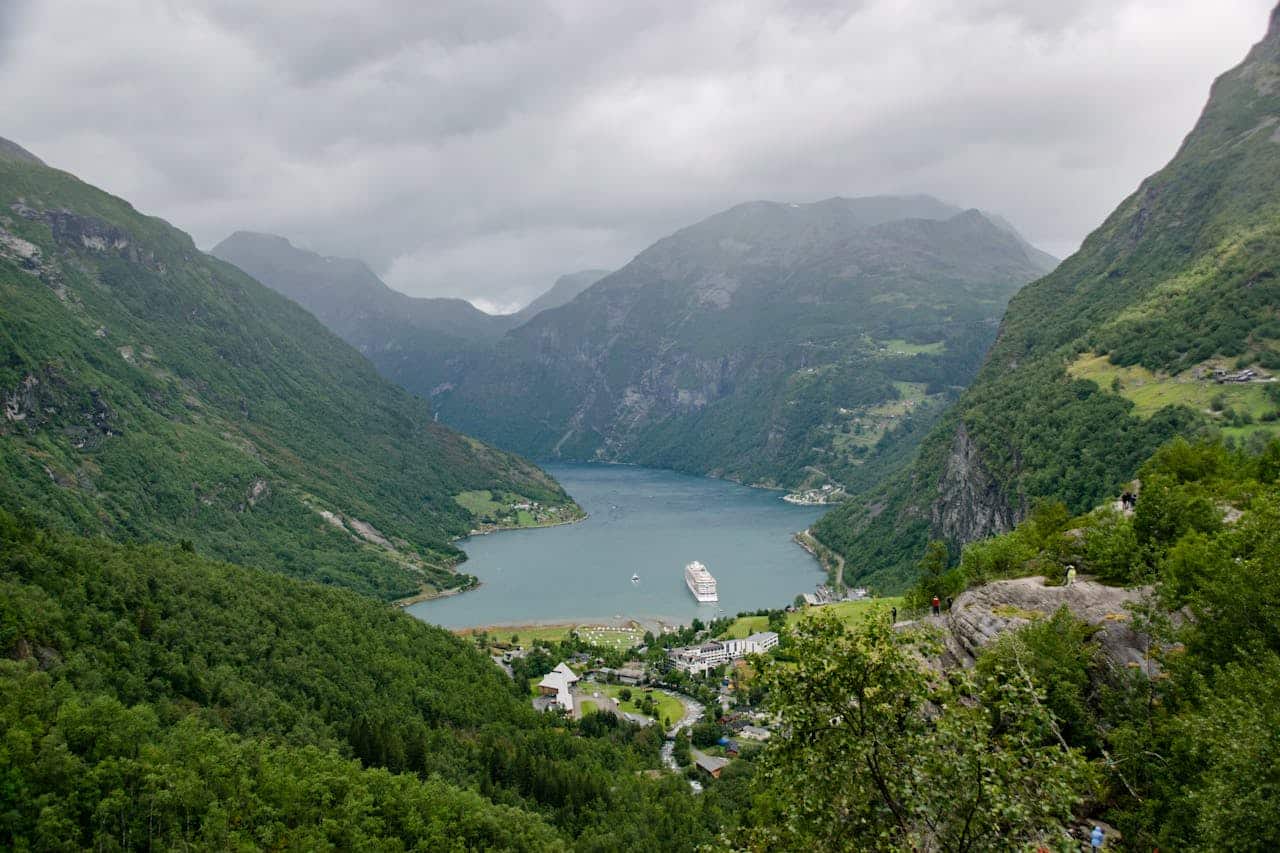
931, 596, 941, 616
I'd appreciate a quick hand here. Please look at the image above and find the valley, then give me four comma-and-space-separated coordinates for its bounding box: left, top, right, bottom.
5, 3, 1280, 850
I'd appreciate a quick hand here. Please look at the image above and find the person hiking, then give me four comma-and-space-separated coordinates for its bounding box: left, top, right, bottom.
891, 606, 898, 623
945, 596, 953, 611
931, 596, 940, 616
1066, 565, 1077, 587
1090, 825, 1105, 849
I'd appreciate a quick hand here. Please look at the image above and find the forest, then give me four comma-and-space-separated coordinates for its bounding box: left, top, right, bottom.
0, 511, 748, 850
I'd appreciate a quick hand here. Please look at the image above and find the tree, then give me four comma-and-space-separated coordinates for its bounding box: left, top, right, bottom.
619, 687, 633, 702
744, 612, 1092, 851
908, 539, 957, 609
673, 731, 692, 767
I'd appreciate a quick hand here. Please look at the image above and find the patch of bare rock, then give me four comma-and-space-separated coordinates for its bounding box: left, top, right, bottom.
939, 576, 1153, 671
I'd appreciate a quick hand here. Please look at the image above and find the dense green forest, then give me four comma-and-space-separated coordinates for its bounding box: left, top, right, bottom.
0, 147, 577, 600
751, 437, 1280, 850
815, 10, 1280, 589
0, 514, 747, 850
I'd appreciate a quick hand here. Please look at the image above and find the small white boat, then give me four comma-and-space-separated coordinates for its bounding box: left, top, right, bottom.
631, 573, 640, 583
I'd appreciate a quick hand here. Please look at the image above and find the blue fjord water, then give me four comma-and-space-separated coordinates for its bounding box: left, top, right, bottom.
408, 463, 825, 629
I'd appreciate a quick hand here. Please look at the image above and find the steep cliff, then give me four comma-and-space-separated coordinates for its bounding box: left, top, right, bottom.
931, 422, 1020, 545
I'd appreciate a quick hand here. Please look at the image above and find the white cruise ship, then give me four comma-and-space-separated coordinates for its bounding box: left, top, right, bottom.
684, 560, 719, 603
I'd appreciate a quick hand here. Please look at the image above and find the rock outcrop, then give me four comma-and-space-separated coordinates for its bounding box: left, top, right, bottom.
931, 423, 1020, 546
940, 576, 1153, 671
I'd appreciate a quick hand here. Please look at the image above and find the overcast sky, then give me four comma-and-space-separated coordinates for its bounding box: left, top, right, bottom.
1, 1, 1274, 313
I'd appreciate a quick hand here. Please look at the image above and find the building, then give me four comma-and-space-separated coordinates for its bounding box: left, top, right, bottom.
694, 752, 730, 779
669, 631, 779, 675
739, 725, 772, 742
733, 631, 779, 654
536, 662, 579, 714
615, 663, 646, 685
669, 641, 730, 675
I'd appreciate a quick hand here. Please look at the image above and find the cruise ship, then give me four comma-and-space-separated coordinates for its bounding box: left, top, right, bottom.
684, 560, 719, 603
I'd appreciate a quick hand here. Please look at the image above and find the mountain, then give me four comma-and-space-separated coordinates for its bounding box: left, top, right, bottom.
511, 268, 611, 323
212, 232, 611, 397
211, 230, 519, 395
0, 142, 577, 600
814, 5, 1280, 589
433, 196, 1057, 489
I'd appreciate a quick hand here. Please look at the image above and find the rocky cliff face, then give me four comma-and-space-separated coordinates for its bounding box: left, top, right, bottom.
930, 423, 1019, 544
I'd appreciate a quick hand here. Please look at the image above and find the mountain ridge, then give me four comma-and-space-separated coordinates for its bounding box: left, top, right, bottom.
212, 230, 609, 396
434, 195, 1056, 490
0, 145, 577, 600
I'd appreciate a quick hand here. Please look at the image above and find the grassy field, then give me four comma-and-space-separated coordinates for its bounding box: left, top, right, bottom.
719, 597, 903, 641
596, 684, 684, 726
791, 597, 902, 628
574, 625, 645, 651
579, 699, 598, 715
462, 623, 575, 647
454, 489, 507, 516
461, 622, 642, 654
719, 615, 770, 639
454, 490, 558, 529
832, 381, 934, 453
878, 338, 945, 355
1068, 353, 1280, 441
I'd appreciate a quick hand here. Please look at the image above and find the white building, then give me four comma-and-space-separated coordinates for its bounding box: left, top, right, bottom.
739, 725, 772, 741
536, 662, 579, 713
670, 631, 779, 675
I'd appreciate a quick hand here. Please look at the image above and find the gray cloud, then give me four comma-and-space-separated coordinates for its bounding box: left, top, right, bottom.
0, 0, 1272, 307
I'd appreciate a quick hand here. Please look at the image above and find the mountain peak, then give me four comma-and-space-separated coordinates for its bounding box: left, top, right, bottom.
0, 136, 46, 166
222, 230, 295, 249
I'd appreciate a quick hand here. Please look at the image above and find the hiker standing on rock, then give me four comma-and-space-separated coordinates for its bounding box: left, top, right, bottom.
1090, 825, 1105, 850
931, 596, 940, 616
1066, 565, 1077, 587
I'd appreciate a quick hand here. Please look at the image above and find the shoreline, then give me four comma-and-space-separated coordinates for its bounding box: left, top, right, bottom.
458, 511, 587, 541
794, 528, 845, 590
404, 464, 828, 627
393, 581, 478, 608
451, 615, 673, 637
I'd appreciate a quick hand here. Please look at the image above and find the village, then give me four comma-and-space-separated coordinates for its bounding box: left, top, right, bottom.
468, 590, 895, 787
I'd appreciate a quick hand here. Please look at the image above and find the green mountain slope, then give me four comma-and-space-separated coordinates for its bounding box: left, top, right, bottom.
0, 145, 577, 600
815, 5, 1280, 590
211, 231, 608, 398
435, 196, 1056, 490
0, 512, 731, 850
